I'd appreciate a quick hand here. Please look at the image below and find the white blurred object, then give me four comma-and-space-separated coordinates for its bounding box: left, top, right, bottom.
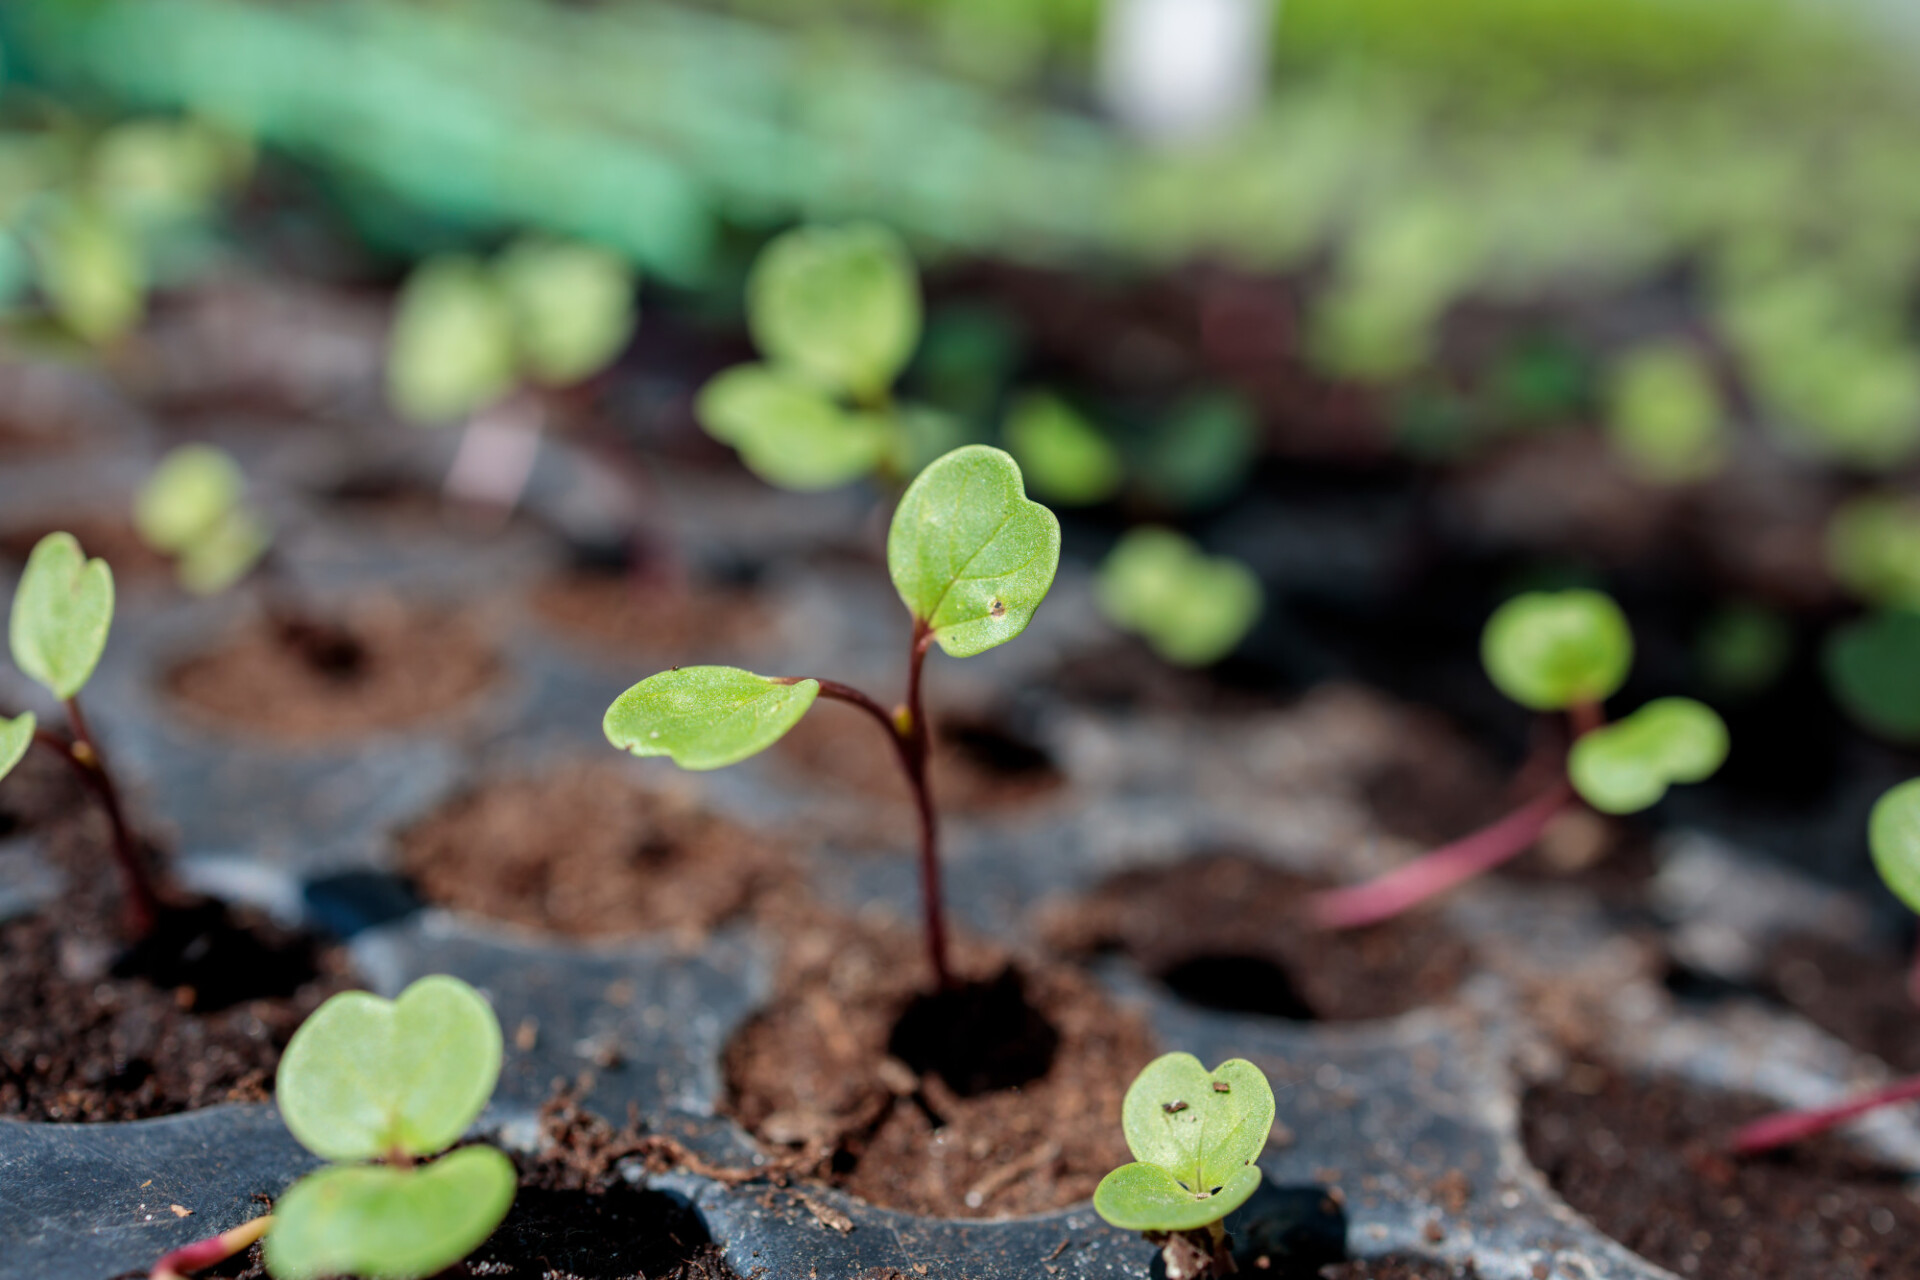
444, 396, 544, 520
1099, 0, 1276, 145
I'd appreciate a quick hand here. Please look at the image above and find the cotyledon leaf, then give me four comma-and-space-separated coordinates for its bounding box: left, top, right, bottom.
263, 1146, 516, 1280
1094, 1053, 1274, 1233
1870, 778, 1920, 916
1567, 696, 1729, 815
0, 712, 34, 786
9, 532, 114, 700
604, 666, 820, 771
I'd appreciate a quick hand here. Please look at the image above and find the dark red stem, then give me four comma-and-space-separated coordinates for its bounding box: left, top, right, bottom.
1310, 781, 1575, 930
150, 1213, 274, 1280
1731, 1075, 1920, 1156
791, 622, 950, 990
33, 697, 162, 938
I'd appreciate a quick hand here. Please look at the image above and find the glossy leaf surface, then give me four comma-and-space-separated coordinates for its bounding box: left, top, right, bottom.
264, 1146, 515, 1280
10, 532, 114, 700
604, 666, 819, 771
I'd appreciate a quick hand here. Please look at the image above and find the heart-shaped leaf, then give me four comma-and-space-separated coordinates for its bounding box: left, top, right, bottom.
1481, 589, 1633, 712
747, 222, 920, 401
1095, 527, 1262, 668
696, 363, 892, 491
1094, 1052, 1274, 1233
387, 256, 517, 425
1870, 779, 1920, 917
494, 237, 636, 387
10, 532, 115, 700
276, 975, 503, 1163
263, 1146, 516, 1280
605, 667, 819, 771
1568, 697, 1729, 815
134, 444, 246, 555
887, 445, 1061, 658
0, 712, 34, 786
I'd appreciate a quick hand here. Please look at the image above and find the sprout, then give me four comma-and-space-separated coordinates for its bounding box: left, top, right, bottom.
1095, 527, 1263, 668
148, 976, 516, 1280
387, 256, 519, 426
1315, 588, 1728, 928
1094, 1052, 1275, 1280
134, 444, 273, 595
1603, 342, 1726, 484
604, 445, 1060, 988
1824, 610, 1920, 744
29, 196, 145, 345
1003, 391, 1123, 507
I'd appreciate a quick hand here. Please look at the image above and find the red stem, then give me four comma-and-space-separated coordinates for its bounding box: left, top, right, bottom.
21, 698, 161, 938
150, 1213, 273, 1280
1310, 781, 1575, 930
1730, 1075, 1920, 1157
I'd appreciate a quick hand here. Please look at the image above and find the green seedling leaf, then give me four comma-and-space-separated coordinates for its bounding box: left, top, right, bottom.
264, 1145, 515, 1280
494, 237, 636, 387
1604, 342, 1726, 484
1828, 493, 1920, 610
1093, 1052, 1274, 1234
387, 256, 516, 425
1095, 527, 1262, 668
10, 532, 114, 700
276, 975, 503, 1163
135, 443, 246, 554
887, 445, 1061, 658
176, 508, 272, 596
0, 712, 34, 786
1139, 392, 1256, 512
33, 198, 143, 344
604, 667, 819, 771
696, 364, 892, 490
748, 223, 921, 401
1003, 392, 1123, 506
1568, 697, 1729, 815
1826, 611, 1920, 743
1870, 779, 1920, 917
1481, 589, 1633, 712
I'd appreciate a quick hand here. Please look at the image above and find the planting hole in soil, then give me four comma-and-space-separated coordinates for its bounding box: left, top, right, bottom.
1044, 854, 1469, 1021
1522, 1060, 1920, 1280
166, 598, 501, 738
531, 570, 772, 659
398, 762, 793, 939
1760, 933, 1920, 1074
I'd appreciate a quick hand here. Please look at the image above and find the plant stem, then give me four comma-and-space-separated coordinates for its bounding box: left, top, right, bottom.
1730, 1075, 1920, 1156
801, 622, 951, 990
149, 1213, 273, 1280
22, 698, 162, 938
1309, 781, 1575, 930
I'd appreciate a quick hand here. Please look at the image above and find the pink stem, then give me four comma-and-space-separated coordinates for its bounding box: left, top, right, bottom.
1731, 1076, 1920, 1157
150, 1214, 273, 1280
1310, 781, 1575, 930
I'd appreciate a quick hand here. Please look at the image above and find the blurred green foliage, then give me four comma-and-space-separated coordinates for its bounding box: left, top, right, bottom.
1096, 527, 1262, 667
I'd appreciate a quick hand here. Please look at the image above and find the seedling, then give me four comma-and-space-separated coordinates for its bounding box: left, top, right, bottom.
1729, 779, 1920, 1156
149, 975, 516, 1280
1094, 1052, 1276, 1280
603, 444, 1060, 988
135, 443, 273, 595
1003, 391, 1124, 507
1312, 588, 1729, 928
1095, 527, 1263, 668
696, 222, 957, 491
1602, 341, 1727, 485
0, 531, 165, 936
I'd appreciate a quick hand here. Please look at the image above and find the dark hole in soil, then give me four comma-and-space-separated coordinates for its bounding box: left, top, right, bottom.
938, 718, 1057, 781
270, 613, 368, 678
115, 899, 324, 1013
886, 968, 1060, 1098
467, 1182, 735, 1280
1158, 952, 1317, 1020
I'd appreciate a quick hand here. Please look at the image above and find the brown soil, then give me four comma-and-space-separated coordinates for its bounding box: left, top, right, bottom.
166, 599, 501, 739
0, 512, 174, 582
0, 817, 355, 1122
1522, 1060, 1920, 1280
399, 763, 794, 940
1041, 854, 1470, 1021
530, 572, 773, 661
722, 909, 1158, 1218
1762, 935, 1920, 1074
1319, 1262, 1477, 1279
777, 699, 1065, 817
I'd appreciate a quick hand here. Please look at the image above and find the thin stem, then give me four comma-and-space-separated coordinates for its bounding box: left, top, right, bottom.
21, 698, 162, 938
150, 1213, 273, 1280
1730, 1075, 1920, 1157
1310, 781, 1575, 930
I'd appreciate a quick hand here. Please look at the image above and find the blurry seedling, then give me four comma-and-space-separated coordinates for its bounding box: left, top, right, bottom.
1824, 610, 1920, 744
149, 975, 515, 1280
603, 445, 1059, 988
387, 236, 636, 518
1730, 780, 1920, 1156
1094, 1052, 1276, 1280
1828, 493, 1920, 611
1003, 391, 1124, 507
0, 531, 166, 936
1312, 588, 1729, 927
1096, 527, 1263, 667
696, 222, 959, 491
1603, 342, 1727, 484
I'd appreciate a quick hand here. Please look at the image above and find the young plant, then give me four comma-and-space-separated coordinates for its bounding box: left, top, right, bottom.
149, 975, 516, 1280
1730, 779, 1920, 1156
696, 222, 957, 491
1094, 1052, 1276, 1280
1095, 526, 1263, 668
1312, 588, 1730, 928
134, 443, 273, 595
0, 531, 165, 936
602, 444, 1060, 988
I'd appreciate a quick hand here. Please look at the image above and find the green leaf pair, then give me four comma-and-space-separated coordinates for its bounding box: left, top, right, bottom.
388, 238, 636, 424
1568, 697, 1729, 814
1094, 1053, 1275, 1234
1095, 527, 1263, 668
266, 975, 514, 1280
134, 444, 272, 595
695, 222, 932, 491
605, 445, 1059, 766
